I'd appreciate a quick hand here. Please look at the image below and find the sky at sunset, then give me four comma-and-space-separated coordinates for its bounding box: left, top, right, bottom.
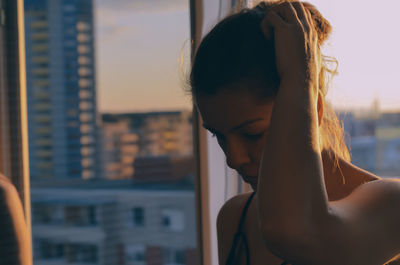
95, 0, 400, 113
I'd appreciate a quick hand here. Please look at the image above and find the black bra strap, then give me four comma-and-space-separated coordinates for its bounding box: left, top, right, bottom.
225, 192, 256, 265
236, 191, 256, 234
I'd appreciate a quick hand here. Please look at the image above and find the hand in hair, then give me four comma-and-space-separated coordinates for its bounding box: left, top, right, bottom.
260, 1, 321, 101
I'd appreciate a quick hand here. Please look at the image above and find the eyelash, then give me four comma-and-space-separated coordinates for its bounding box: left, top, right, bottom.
211, 132, 264, 140
244, 133, 264, 140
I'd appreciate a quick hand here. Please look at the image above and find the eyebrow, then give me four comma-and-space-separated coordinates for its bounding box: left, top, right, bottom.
202, 118, 265, 134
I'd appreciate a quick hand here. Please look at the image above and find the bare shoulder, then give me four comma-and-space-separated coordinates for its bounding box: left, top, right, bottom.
328, 178, 400, 263
340, 178, 400, 204
217, 192, 253, 225
330, 177, 400, 218
217, 192, 254, 265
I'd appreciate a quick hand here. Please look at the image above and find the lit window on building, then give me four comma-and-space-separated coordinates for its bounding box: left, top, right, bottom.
82, 169, 94, 179
79, 90, 92, 99
33, 79, 50, 88
80, 124, 94, 133
81, 158, 94, 168
79, 101, 94, 111
80, 112, 93, 122
78, 44, 91, 54
77, 21, 91, 31
33, 89, 50, 99
34, 126, 51, 135
31, 32, 48, 41
32, 44, 48, 52
78, 56, 91, 65
79, 78, 92, 88
77, 33, 91, 42
78, 67, 92, 76
31, 21, 47, 29
81, 147, 95, 157
80, 135, 95, 145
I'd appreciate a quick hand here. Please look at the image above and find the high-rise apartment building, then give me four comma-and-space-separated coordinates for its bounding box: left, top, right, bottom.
24, 0, 98, 180
101, 111, 193, 180
30, 180, 197, 265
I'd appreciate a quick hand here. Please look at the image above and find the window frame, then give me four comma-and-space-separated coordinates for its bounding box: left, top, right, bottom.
190, 0, 252, 264
2, 0, 252, 264
1, 0, 32, 242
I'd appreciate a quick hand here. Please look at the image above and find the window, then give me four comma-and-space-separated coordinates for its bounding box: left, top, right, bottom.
34, 239, 64, 261
66, 244, 98, 263
32, 204, 63, 225
64, 205, 97, 226
163, 247, 186, 265
78, 78, 92, 88
3, 1, 200, 265
77, 33, 91, 43
125, 244, 145, 264
77, 21, 91, 31
78, 67, 92, 76
77, 44, 91, 54
161, 209, 185, 232
131, 207, 145, 227
78, 55, 91, 65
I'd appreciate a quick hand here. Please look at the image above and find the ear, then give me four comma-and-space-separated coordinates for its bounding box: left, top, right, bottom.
317, 91, 323, 127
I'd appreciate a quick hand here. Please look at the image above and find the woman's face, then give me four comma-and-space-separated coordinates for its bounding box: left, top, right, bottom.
196, 85, 275, 191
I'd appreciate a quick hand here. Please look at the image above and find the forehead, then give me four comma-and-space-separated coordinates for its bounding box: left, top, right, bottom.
196, 88, 274, 132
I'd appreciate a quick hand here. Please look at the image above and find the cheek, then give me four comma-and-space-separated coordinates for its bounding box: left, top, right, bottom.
248, 136, 267, 164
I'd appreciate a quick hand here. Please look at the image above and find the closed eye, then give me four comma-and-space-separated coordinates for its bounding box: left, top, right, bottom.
243, 132, 264, 140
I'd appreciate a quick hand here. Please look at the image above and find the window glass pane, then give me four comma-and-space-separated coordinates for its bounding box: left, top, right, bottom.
24, 0, 197, 265
306, 0, 400, 179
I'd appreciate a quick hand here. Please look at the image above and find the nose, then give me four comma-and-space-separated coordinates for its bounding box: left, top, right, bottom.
224, 138, 251, 170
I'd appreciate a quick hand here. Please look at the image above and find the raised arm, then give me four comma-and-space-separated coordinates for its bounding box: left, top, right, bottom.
255, 2, 400, 265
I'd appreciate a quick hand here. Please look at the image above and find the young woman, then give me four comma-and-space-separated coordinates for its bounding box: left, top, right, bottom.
190, 1, 400, 264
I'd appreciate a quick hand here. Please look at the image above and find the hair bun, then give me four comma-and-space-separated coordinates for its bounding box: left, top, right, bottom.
253, 1, 332, 45
253, 2, 269, 13
303, 2, 332, 44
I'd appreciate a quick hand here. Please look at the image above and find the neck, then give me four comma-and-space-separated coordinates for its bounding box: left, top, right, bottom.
321, 148, 379, 201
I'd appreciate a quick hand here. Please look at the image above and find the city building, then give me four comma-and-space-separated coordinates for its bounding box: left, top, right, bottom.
348, 136, 377, 173
30, 179, 198, 265
375, 126, 400, 177
24, 0, 99, 180
339, 109, 400, 178
101, 111, 193, 180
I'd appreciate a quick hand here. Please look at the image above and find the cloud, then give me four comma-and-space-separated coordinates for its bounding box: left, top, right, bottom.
96, 0, 187, 14
95, 7, 139, 42
95, 0, 188, 42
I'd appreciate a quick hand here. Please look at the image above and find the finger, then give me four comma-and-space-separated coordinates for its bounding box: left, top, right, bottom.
291, 2, 309, 27
273, 2, 300, 24
304, 6, 315, 29
261, 10, 285, 39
